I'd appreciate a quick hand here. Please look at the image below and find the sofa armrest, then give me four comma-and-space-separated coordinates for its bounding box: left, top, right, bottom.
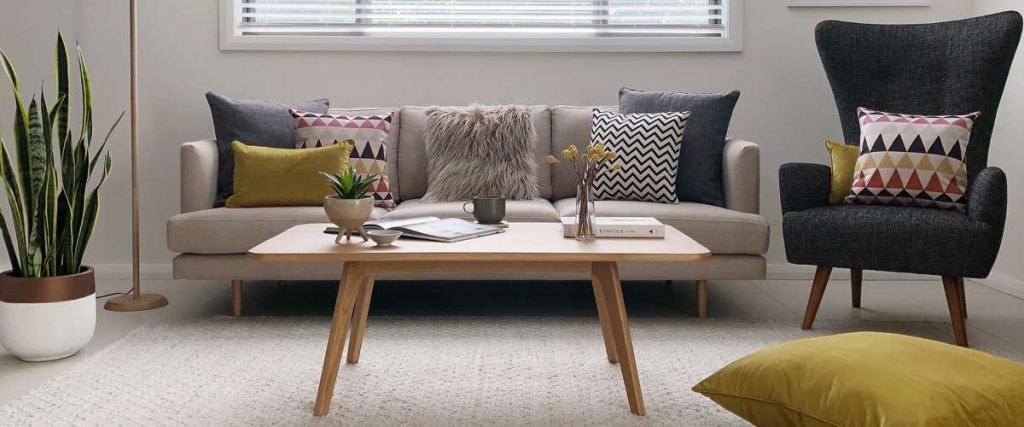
779, 163, 831, 214
968, 167, 1007, 228
180, 139, 218, 213
722, 138, 760, 214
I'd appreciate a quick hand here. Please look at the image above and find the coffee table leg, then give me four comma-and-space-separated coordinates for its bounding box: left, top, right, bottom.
591, 274, 618, 364
346, 273, 376, 364
592, 261, 646, 416
314, 262, 367, 416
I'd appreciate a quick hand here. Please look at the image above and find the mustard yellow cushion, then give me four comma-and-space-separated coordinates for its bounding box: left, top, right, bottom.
226, 140, 353, 208
825, 139, 859, 204
693, 332, 1024, 427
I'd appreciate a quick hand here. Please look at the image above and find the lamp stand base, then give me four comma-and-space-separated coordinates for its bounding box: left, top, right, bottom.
104, 293, 168, 312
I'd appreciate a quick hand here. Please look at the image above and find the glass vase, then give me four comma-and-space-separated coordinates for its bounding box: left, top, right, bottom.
575, 183, 596, 241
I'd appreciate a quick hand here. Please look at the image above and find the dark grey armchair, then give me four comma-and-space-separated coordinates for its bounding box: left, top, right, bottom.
780, 12, 1022, 347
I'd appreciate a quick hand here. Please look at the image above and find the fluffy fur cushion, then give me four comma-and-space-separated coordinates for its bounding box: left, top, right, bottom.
422, 105, 539, 202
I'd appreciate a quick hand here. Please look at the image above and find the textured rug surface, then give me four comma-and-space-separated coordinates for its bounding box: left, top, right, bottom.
0, 316, 982, 426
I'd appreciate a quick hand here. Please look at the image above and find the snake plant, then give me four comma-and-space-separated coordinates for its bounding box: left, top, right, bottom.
0, 33, 119, 278
321, 168, 378, 200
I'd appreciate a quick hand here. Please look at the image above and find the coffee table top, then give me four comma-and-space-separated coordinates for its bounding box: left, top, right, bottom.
248, 222, 710, 263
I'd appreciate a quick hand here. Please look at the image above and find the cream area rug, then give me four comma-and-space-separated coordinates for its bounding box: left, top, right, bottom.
0, 316, 986, 426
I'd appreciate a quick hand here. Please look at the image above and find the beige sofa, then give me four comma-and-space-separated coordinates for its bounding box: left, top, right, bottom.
167, 105, 769, 315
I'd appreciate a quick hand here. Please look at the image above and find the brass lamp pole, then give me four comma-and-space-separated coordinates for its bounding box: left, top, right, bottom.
105, 0, 168, 312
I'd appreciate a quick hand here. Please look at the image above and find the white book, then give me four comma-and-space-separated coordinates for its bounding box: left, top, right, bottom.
560, 217, 665, 238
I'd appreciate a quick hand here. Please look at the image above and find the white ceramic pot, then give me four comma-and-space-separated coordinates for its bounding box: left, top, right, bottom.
324, 196, 375, 243
0, 267, 96, 362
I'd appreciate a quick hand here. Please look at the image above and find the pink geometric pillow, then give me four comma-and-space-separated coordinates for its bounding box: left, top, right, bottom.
291, 109, 395, 209
846, 108, 980, 213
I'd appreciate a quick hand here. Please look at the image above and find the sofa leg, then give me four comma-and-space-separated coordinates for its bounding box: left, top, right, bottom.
696, 280, 708, 319
941, 276, 969, 347
232, 280, 243, 317
802, 266, 832, 330
851, 268, 863, 308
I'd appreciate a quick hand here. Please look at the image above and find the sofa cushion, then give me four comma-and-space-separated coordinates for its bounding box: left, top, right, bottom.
422, 105, 540, 202
399, 106, 552, 200
619, 88, 741, 207
783, 204, 998, 277
225, 141, 352, 208
591, 109, 688, 204
550, 105, 617, 199
384, 199, 560, 222
168, 207, 388, 254
294, 109, 396, 208
553, 199, 768, 255
207, 93, 330, 207
328, 107, 401, 202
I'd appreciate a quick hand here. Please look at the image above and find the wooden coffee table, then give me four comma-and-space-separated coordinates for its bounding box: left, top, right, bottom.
248, 222, 710, 417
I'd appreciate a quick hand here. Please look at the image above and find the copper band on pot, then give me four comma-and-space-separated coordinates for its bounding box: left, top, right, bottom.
0, 267, 95, 304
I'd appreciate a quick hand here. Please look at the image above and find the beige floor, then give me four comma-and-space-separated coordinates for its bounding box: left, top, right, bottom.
2, 277, 1024, 406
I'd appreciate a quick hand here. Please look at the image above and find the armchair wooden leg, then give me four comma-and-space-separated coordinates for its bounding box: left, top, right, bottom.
802, 266, 832, 330
851, 268, 863, 308
957, 278, 967, 319
941, 276, 969, 347
696, 280, 708, 319
231, 280, 243, 317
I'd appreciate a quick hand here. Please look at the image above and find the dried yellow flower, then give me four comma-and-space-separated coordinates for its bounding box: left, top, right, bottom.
546, 155, 559, 164
613, 162, 624, 171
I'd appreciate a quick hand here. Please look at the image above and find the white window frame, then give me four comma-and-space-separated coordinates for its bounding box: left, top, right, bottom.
218, 0, 743, 52
788, 0, 929, 6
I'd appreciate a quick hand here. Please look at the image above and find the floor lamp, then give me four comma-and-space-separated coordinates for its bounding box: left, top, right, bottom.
105, 0, 168, 312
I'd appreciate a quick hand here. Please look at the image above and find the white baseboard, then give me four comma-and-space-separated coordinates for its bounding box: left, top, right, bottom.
766, 264, 931, 281
89, 264, 173, 280
970, 272, 1024, 300
768, 263, 1024, 300
0, 264, 173, 280
5, 261, 1022, 299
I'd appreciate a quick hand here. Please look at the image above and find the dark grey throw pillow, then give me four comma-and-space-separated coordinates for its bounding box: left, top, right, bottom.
206, 92, 329, 207
618, 88, 740, 207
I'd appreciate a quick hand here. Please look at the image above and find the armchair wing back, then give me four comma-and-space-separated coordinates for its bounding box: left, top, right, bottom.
815, 12, 1022, 183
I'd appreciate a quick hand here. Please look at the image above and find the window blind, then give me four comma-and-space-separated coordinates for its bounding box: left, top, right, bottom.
236, 0, 728, 38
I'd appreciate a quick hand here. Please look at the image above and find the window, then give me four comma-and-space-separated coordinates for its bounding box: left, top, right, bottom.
219, 0, 742, 51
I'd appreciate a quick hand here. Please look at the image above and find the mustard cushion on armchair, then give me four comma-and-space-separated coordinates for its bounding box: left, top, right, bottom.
693, 332, 1024, 427
226, 140, 353, 208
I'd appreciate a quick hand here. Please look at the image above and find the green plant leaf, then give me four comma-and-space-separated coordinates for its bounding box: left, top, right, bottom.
0, 141, 28, 274
75, 153, 111, 266
54, 34, 69, 149
76, 44, 92, 145
89, 110, 124, 175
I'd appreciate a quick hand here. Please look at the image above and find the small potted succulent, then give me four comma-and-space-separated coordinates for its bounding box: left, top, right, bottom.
321, 168, 378, 243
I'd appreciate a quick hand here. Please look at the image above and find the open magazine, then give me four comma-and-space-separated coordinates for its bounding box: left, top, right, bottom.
325, 217, 503, 243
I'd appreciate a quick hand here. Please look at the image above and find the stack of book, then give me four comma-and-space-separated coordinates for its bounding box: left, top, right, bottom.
560, 217, 665, 238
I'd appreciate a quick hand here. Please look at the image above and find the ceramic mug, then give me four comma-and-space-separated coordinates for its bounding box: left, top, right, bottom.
463, 196, 506, 224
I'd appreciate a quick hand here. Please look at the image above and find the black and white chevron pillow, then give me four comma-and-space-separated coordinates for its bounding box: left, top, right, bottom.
591, 109, 689, 203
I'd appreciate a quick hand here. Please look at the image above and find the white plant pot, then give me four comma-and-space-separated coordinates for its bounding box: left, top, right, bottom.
0, 267, 96, 362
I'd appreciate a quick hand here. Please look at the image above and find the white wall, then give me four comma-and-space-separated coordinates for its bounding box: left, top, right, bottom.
0, 1, 983, 277
975, 1, 1024, 293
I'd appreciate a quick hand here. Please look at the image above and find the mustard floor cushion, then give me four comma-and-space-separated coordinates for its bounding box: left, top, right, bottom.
693, 332, 1024, 427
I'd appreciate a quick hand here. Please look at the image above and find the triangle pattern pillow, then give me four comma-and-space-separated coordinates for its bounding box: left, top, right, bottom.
846, 107, 980, 213
591, 109, 689, 204
291, 109, 396, 209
